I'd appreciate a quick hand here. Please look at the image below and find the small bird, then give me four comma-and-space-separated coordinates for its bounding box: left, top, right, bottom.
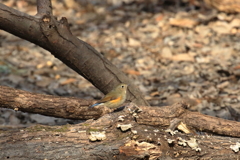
89, 83, 128, 109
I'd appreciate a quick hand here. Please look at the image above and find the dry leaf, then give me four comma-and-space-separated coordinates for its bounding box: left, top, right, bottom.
128, 38, 141, 47
60, 78, 77, 85
124, 69, 141, 75
171, 54, 195, 62
169, 18, 198, 28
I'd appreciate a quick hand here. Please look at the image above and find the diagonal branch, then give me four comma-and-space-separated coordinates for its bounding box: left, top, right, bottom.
36, 0, 52, 16
0, 2, 149, 106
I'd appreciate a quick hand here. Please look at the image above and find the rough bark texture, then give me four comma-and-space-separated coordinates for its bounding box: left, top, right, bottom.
1, 85, 240, 138
1, 1, 240, 159
36, 0, 52, 16
1, 103, 240, 159
0, 2, 149, 106
0, 85, 109, 120
137, 104, 240, 138
1, 86, 240, 159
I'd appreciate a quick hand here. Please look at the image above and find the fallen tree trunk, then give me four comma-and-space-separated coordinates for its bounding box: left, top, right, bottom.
1, 86, 240, 159
1, 102, 240, 159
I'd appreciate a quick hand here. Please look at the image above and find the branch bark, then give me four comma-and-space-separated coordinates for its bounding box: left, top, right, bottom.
0, 85, 109, 120
36, 0, 52, 16
1, 103, 240, 159
137, 103, 240, 138
1, 85, 240, 138
0, 2, 149, 106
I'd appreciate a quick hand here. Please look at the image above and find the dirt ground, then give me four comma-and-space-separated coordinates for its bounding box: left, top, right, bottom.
0, 0, 240, 126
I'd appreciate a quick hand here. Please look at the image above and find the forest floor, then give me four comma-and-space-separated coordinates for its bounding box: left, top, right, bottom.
1, 0, 240, 126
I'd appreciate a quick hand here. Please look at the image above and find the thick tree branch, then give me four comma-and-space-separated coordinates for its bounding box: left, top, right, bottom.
36, 0, 52, 16
137, 103, 240, 138
1, 85, 240, 138
0, 3, 149, 106
0, 85, 109, 120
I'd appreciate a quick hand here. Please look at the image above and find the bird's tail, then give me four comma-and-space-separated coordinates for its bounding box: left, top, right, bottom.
89, 103, 102, 108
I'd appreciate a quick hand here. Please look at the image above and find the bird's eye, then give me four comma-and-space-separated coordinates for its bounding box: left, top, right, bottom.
121, 85, 124, 88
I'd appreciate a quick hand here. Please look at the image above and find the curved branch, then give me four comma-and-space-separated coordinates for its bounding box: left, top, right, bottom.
0, 3, 149, 106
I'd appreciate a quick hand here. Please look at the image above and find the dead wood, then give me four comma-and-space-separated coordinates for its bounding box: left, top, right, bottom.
1, 86, 240, 159
1, 103, 240, 159
136, 103, 240, 138
0, 85, 107, 120
1, 85, 240, 139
